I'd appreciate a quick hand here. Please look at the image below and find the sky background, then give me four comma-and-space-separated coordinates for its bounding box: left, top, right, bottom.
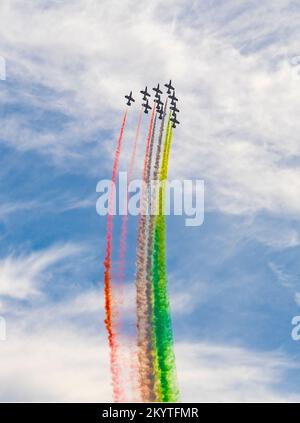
0, 0, 300, 402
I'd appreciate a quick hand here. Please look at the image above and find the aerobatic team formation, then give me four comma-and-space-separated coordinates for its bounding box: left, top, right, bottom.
125, 80, 180, 127
103, 81, 180, 403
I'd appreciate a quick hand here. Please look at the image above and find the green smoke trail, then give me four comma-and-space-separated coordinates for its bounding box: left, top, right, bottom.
152, 116, 180, 402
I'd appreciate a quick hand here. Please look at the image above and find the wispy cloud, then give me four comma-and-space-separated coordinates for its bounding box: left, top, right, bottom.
176, 342, 300, 402
0, 243, 82, 302
1, 295, 298, 402
0, 269, 298, 402
0, 0, 299, 402
0, 201, 38, 220
0, 0, 299, 216
169, 277, 208, 315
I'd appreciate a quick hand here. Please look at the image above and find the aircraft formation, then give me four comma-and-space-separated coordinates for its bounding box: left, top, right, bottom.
124, 80, 180, 128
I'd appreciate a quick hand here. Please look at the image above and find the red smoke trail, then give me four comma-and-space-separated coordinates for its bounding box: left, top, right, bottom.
103, 110, 127, 403
118, 109, 143, 297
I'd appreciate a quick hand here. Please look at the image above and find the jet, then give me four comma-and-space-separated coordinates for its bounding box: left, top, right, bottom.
170, 116, 180, 128
140, 86, 150, 100
156, 103, 163, 113
154, 97, 163, 108
164, 80, 174, 94
142, 99, 152, 114
153, 83, 163, 96
125, 91, 135, 106
168, 90, 178, 103
170, 104, 179, 114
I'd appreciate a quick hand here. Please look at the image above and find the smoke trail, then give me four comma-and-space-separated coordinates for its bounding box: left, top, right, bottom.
135, 106, 156, 402
117, 108, 143, 402
145, 101, 168, 401
151, 115, 171, 401
138, 113, 157, 401
163, 120, 174, 179
152, 117, 180, 402
118, 109, 143, 296
103, 110, 127, 403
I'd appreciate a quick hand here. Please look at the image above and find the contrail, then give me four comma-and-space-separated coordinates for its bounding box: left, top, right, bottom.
135, 106, 156, 402
118, 109, 143, 296
145, 100, 168, 401
102, 84, 181, 403
151, 114, 171, 402
138, 112, 157, 401
117, 108, 143, 402
152, 116, 180, 402
103, 110, 127, 403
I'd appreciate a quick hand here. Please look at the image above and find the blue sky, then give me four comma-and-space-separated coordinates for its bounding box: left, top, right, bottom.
0, 0, 300, 402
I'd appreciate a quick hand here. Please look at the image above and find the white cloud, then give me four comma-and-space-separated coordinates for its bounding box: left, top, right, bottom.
1, 298, 299, 402
169, 277, 208, 315
0, 0, 299, 216
0, 1, 299, 402
0, 200, 41, 221
176, 342, 300, 402
0, 244, 82, 302
0, 321, 111, 402
0, 243, 299, 402
269, 261, 297, 289
234, 214, 300, 249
